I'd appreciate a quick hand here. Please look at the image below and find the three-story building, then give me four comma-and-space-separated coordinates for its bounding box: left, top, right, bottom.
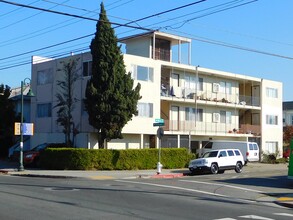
30, 31, 283, 157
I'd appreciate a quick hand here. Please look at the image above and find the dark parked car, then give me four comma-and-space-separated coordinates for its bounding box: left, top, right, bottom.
23, 143, 49, 167
8, 145, 30, 162
283, 147, 290, 159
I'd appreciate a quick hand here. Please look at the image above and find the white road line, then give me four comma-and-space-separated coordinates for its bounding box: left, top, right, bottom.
116, 179, 228, 197
213, 218, 236, 220
116, 180, 256, 204
239, 215, 274, 220
274, 213, 293, 217
180, 180, 264, 193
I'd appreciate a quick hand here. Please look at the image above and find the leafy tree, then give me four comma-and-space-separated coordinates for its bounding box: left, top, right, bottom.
0, 84, 16, 157
283, 125, 293, 145
54, 59, 79, 147
84, 2, 141, 149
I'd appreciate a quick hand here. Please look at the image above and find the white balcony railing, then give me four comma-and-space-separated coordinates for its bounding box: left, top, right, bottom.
163, 120, 260, 136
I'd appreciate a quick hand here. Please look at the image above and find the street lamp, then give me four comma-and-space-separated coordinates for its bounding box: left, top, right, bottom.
19, 78, 34, 171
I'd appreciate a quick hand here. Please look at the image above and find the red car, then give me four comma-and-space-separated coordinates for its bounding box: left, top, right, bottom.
283, 147, 290, 159
23, 143, 49, 167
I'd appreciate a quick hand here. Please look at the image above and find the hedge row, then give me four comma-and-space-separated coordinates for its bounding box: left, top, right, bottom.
39, 148, 194, 170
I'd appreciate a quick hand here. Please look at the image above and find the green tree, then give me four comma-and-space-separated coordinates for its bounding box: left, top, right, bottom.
0, 84, 16, 157
54, 59, 79, 147
84, 2, 141, 149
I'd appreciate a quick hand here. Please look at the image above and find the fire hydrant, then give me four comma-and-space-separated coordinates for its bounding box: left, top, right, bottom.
157, 162, 163, 174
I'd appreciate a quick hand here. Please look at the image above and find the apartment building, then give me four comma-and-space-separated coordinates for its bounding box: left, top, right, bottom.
30, 31, 283, 156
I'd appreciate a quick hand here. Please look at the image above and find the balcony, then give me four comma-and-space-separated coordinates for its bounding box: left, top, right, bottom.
161, 120, 260, 136
161, 86, 261, 107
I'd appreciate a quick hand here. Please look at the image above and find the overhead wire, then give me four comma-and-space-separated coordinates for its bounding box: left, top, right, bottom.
0, 0, 152, 31
0, 0, 208, 62
0, 0, 40, 18
0, 0, 71, 30
0, 0, 292, 72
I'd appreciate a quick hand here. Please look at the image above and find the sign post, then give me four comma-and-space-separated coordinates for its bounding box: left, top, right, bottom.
153, 119, 164, 174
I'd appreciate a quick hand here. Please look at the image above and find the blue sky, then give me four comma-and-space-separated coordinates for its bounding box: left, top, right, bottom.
0, 0, 292, 100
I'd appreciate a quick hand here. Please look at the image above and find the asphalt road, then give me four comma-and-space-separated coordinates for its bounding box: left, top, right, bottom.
0, 167, 292, 220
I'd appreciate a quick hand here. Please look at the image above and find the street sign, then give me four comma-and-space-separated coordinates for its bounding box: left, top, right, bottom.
14, 123, 34, 135
153, 118, 164, 126
153, 122, 164, 127
155, 118, 164, 123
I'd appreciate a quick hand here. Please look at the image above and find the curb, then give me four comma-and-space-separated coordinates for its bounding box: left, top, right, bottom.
0, 170, 8, 174
150, 173, 185, 179
10, 173, 75, 179
275, 197, 293, 208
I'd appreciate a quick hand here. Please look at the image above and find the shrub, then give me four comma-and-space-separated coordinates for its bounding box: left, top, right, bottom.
40, 148, 193, 170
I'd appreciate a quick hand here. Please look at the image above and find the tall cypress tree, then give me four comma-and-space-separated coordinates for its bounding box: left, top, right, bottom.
85, 2, 141, 149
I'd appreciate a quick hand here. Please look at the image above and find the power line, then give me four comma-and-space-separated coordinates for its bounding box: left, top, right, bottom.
0, 0, 208, 60
1, 0, 292, 72
0, 34, 93, 61
170, 29, 293, 60
0, 0, 152, 31
0, 0, 71, 30
165, 0, 257, 29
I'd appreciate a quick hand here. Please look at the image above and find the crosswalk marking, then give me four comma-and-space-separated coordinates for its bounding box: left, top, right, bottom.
214, 213, 293, 220
274, 213, 293, 217
239, 215, 273, 220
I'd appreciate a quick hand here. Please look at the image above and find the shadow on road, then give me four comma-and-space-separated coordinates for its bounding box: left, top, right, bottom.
216, 175, 293, 190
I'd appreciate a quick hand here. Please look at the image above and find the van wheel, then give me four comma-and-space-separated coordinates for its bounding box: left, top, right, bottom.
210, 163, 219, 174
235, 162, 243, 173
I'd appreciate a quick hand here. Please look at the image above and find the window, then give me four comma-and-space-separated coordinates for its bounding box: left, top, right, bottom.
197, 109, 203, 122
218, 81, 232, 94
184, 75, 196, 90
37, 68, 53, 85
266, 115, 278, 125
37, 103, 52, 118
81, 99, 88, 115
83, 61, 92, 76
234, 150, 240, 156
265, 141, 278, 154
291, 115, 293, 125
198, 78, 203, 91
266, 87, 278, 98
204, 142, 213, 149
131, 65, 154, 82
227, 150, 234, 156
220, 111, 232, 124
185, 107, 196, 121
219, 151, 227, 157
137, 103, 153, 117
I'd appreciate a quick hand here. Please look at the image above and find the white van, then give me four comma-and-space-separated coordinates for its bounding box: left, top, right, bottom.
198, 140, 259, 163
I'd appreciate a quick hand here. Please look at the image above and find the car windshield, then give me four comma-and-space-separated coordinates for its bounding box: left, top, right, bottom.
31, 143, 47, 151
202, 151, 218, 158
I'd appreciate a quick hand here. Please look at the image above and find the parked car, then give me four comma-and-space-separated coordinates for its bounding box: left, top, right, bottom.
23, 143, 49, 167
8, 144, 29, 162
283, 147, 290, 158
189, 149, 245, 174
